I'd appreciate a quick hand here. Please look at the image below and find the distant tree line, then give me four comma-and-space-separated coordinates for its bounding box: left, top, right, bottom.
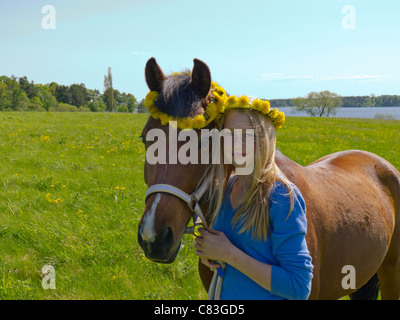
341, 95, 400, 108
0, 73, 148, 113
269, 99, 293, 108
270, 94, 400, 108
2, 72, 399, 113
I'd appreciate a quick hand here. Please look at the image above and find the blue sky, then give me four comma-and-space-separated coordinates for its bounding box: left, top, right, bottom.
1, 0, 399, 100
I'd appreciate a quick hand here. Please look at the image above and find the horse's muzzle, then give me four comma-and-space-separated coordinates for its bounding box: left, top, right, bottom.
138, 226, 180, 263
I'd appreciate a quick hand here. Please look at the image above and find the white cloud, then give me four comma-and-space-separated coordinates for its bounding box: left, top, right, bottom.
258, 73, 393, 82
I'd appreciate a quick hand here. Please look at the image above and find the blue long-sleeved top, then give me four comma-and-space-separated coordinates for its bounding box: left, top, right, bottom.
212, 176, 313, 300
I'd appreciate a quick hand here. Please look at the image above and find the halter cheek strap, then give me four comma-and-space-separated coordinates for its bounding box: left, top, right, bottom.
144, 178, 210, 232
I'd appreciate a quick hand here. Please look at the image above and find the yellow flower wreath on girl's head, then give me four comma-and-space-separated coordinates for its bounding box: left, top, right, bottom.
144, 73, 285, 130
220, 95, 286, 131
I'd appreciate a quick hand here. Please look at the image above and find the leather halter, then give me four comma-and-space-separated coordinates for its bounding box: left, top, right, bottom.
144, 178, 210, 233
144, 177, 224, 300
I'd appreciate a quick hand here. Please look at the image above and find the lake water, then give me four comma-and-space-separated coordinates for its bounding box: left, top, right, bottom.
278, 106, 400, 120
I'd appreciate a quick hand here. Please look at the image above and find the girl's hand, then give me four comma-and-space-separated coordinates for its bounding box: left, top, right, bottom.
194, 228, 233, 268
196, 228, 274, 293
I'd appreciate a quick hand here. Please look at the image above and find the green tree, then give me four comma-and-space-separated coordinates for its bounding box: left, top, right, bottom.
47, 81, 59, 96
87, 88, 105, 112
12, 87, 30, 110
136, 98, 148, 113
0, 81, 12, 110
69, 83, 89, 107
103, 67, 115, 112
291, 91, 343, 117
126, 94, 137, 113
55, 85, 71, 104
35, 84, 58, 111
19, 76, 37, 99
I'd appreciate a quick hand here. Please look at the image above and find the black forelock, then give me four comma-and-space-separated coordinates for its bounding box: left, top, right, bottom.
154, 70, 207, 118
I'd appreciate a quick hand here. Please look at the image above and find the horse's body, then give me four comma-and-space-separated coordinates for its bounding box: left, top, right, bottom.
277, 149, 400, 299
138, 57, 400, 299
197, 149, 400, 300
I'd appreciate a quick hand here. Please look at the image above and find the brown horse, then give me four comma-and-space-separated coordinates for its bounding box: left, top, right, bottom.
138, 57, 400, 300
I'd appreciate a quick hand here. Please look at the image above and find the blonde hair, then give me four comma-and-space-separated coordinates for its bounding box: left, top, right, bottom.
199, 109, 294, 241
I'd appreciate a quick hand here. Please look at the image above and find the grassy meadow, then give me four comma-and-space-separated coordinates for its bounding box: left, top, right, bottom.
0, 111, 399, 299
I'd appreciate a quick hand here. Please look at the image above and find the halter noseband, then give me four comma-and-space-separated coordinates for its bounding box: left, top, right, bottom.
144, 178, 210, 233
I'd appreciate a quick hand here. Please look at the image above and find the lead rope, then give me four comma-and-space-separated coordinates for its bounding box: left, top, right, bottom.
206, 262, 224, 300
189, 203, 224, 300
206, 176, 236, 300
187, 180, 224, 301
193, 214, 224, 301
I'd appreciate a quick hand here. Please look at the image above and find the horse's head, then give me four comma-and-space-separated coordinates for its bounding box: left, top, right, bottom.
138, 57, 215, 263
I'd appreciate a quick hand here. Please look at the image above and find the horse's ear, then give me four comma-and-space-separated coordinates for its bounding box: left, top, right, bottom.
192, 58, 211, 98
145, 57, 166, 92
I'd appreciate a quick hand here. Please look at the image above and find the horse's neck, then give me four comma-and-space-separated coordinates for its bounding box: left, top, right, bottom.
275, 149, 305, 185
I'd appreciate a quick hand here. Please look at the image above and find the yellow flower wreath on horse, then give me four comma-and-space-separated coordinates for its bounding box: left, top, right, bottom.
144, 76, 285, 130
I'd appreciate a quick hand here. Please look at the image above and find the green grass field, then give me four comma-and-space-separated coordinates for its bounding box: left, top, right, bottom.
0, 111, 399, 299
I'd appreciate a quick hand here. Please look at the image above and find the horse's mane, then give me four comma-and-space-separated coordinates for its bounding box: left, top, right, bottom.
155, 70, 209, 118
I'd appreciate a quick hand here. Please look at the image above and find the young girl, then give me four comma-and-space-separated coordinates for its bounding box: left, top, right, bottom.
195, 108, 313, 300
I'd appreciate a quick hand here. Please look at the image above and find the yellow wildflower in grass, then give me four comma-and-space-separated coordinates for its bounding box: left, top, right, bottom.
40, 135, 51, 143
45, 193, 63, 203
141, 253, 150, 262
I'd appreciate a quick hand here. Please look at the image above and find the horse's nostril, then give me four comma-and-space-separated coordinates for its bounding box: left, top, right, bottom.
160, 227, 174, 252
